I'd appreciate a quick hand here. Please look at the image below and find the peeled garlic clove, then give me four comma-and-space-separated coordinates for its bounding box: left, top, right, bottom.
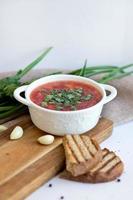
10, 126, 24, 140
38, 135, 54, 145
0, 125, 7, 132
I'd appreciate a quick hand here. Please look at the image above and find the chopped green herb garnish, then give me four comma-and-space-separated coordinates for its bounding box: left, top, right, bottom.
41, 101, 48, 107
56, 105, 63, 110
41, 88, 93, 110
81, 94, 92, 100
45, 95, 53, 102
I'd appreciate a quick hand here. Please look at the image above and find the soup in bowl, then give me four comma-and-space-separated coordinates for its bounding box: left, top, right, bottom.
30, 80, 102, 111
14, 75, 117, 135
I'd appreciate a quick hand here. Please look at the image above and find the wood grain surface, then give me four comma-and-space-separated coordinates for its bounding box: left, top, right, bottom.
0, 116, 113, 200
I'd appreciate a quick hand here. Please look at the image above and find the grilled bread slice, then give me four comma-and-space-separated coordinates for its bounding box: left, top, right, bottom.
60, 148, 124, 183
63, 135, 102, 176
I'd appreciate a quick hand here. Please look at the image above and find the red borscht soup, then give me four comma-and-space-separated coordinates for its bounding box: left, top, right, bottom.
30, 81, 102, 111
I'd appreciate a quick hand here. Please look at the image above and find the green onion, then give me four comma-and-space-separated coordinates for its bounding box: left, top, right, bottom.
0, 47, 52, 119
79, 59, 87, 76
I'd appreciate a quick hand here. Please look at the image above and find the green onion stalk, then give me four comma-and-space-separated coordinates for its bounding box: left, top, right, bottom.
0, 47, 53, 119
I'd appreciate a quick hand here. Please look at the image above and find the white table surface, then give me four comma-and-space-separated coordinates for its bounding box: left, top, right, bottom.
27, 121, 133, 200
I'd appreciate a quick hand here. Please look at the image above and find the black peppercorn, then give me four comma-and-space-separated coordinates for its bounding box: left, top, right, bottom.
48, 183, 52, 187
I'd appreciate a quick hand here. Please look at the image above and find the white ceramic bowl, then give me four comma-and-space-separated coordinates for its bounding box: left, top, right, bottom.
14, 75, 117, 136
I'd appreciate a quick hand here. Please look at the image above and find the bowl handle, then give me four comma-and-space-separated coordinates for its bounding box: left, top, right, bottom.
100, 83, 117, 104
14, 85, 30, 106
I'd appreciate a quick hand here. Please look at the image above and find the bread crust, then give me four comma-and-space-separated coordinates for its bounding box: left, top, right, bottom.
60, 148, 124, 183
63, 135, 102, 176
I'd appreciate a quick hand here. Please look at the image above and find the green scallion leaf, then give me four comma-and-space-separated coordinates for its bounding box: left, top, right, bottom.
79, 59, 87, 76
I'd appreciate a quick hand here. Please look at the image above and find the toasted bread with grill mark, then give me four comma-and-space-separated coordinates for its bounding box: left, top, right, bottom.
60, 148, 124, 183
63, 135, 102, 176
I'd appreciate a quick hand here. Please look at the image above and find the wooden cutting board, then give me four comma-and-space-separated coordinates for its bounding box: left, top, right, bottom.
0, 115, 113, 200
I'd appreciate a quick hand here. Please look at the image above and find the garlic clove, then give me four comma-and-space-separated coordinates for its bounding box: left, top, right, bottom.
10, 126, 24, 140
0, 125, 7, 132
37, 135, 54, 145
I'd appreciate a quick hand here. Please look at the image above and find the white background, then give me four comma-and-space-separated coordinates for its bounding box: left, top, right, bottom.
0, 0, 133, 72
